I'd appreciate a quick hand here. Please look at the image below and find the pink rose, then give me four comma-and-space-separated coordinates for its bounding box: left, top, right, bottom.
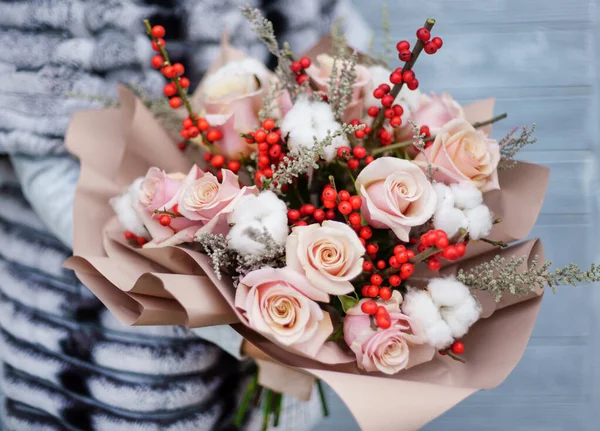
414, 119, 500, 192
235, 267, 334, 357
411, 93, 464, 134
343, 292, 434, 374
138, 167, 184, 212
286, 221, 365, 298
305, 54, 371, 121
355, 157, 437, 242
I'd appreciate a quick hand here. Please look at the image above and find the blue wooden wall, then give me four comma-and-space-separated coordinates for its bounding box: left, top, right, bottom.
316, 1, 600, 429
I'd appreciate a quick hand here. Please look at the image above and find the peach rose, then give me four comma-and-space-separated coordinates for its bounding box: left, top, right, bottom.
343, 292, 434, 374
414, 119, 500, 192
138, 167, 185, 212
355, 157, 437, 242
286, 221, 365, 298
305, 54, 371, 121
411, 93, 464, 134
235, 267, 333, 357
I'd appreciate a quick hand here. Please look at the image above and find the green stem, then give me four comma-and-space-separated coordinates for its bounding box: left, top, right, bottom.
272, 393, 283, 427
262, 390, 273, 431
445, 350, 466, 363
233, 372, 259, 427
316, 380, 329, 417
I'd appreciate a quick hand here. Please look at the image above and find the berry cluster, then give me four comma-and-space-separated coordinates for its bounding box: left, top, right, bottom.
244, 118, 285, 187
418, 229, 467, 270
360, 301, 393, 329
287, 204, 332, 227
124, 230, 148, 247
336, 145, 374, 170
289, 57, 312, 85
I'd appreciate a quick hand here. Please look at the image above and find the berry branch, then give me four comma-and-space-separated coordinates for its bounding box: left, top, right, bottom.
368, 18, 436, 146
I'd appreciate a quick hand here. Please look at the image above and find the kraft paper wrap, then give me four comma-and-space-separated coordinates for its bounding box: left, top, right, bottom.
65, 84, 550, 429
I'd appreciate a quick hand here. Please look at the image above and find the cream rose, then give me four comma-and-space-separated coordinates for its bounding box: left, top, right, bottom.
138, 167, 185, 212
414, 119, 500, 192
411, 92, 464, 134
235, 267, 333, 357
355, 157, 437, 242
343, 291, 434, 374
286, 221, 365, 298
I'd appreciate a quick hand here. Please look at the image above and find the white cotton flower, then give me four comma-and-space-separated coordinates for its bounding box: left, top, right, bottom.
449, 182, 483, 210
109, 177, 148, 238
280, 97, 349, 162
433, 181, 493, 239
227, 191, 288, 256
428, 278, 481, 339
402, 278, 481, 349
402, 288, 454, 349
465, 204, 493, 240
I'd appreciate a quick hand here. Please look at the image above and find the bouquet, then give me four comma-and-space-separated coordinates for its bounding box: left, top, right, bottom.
65, 7, 600, 430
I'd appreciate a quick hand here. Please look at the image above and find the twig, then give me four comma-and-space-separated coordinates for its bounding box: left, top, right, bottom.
479, 238, 508, 248
316, 380, 330, 417
472, 113, 507, 129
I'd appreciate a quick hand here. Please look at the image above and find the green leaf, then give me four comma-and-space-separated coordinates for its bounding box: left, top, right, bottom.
327, 324, 344, 342
337, 295, 358, 313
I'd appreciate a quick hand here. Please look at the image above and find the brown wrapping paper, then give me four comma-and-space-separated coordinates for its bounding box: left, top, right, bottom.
65, 83, 550, 429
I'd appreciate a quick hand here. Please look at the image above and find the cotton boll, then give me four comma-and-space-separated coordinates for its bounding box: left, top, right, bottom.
427, 278, 472, 309
440, 296, 481, 339
465, 204, 493, 240
227, 220, 270, 256
433, 182, 454, 210
450, 182, 483, 210
433, 206, 468, 238
402, 289, 453, 349
110, 178, 147, 238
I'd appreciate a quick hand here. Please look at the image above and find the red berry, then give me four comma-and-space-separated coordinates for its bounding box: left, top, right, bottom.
210, 154, 225, 169
325, 210, 336, 220
376, 260, 386, 270
187, 126, 199, 138
266, 132, 279, 145
367, 285, 380, 298
442, 245, 458, 261
349, 196, 362, 210
299, 56, 311, 69
313, 209, 325, 223
398, 50, 411, 62
323, 199, 336, 209
349, 212, 361, 225
182, 117, 194, 129
354, 129, 365, 139
322, 188, 337, 201
365, 156, 374, 165
169, 97, 182, 109
338, 190, 350, 201
263, 167, 273, 178
400, 263, 414, 279
396, 40, 410, 51
407, 79, 419, 90
290, 61, 302, 73
373, 88, 385, 99
394, 245, 406, 255
390, 71, 403, 84
393, 105, 404, 116
439, 349, 447, 356
162, 65, 175, 78
164, 83, 177, 97
361, 285, 370, 297
388, 256, 400, 268
367, 106, 380, 117
402, 70, 415, 82
379, 287, 392, 301
269, 144, 281, 158
416, 27, 431, 42
337, 146, 351, 159
359, 226, 372, 240
262, 118, 275, 131
363, 261, 374, 272
347, 158, 359, 170
432, 36, 443, 49
366, 244, 378, 254
258, 155, 271, 168
389, 275, 401, 287
296, 74, 309, 85
390, 116, 402, 128
384, 108, 394, 119
338, 201, 352, 215
227, 161, 241, 173
203, 152, 213, 162
379, 84, 391, 93
294, 221, 308, 227
381, 94, 394, 108
254, 129, 267, 143
428, 258, 441, 271
179, 77, 190, 88
300, 204, 315, 216
158, 214, 171, 226
151, 55, 163, 68
287, 209, 301, 221
197, 118, 209, 131
136, 236, 148, 246
424, 41, 437, 55
406, 250, 415, 259
151, 25, 165, 38
376, 314, 391, 329
206, 129, 223, 142
426, 231, 438, 245
370, 274, 383, 286
172, 63, 185, 76
396, 250, 408, 264
152, 38, 165, 51
361, 300, 378, 315
435, 236, 449, 249
376, 305, 388, 318
451, 341, 465, 355
456, 242, 466, 257
124, 231, 135, 240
